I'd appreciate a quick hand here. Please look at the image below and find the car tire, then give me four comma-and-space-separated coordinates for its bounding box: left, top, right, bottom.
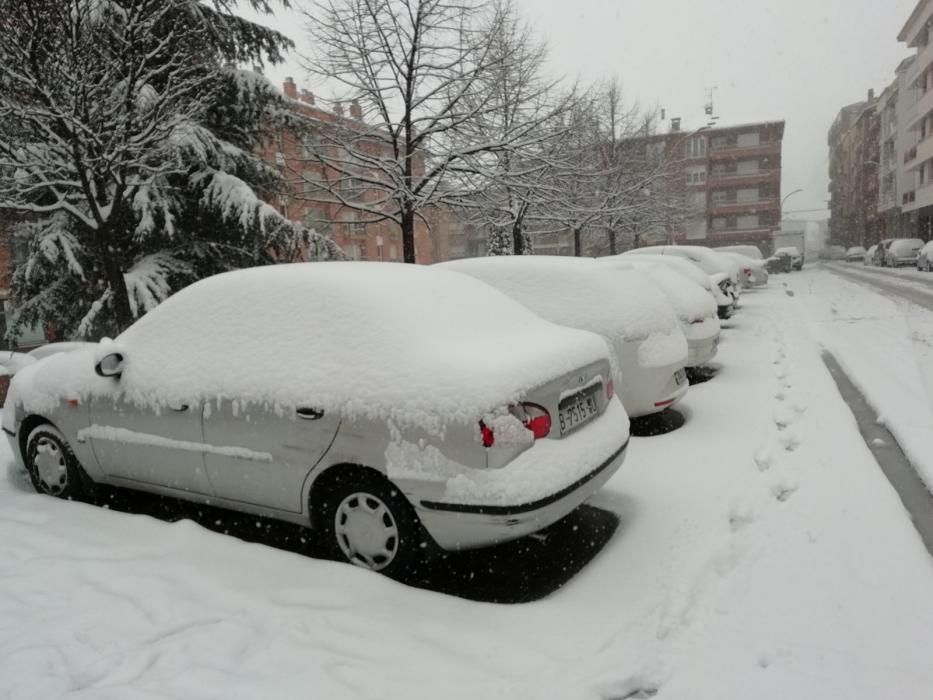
314, 467, 432, 580
24, 425, 88, 500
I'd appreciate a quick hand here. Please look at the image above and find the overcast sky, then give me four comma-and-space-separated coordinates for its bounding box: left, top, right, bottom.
241, 0, 920, 220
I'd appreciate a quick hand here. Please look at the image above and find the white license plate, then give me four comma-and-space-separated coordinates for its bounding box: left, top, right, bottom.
558, 391, 599, 435
674, 369, 687, 386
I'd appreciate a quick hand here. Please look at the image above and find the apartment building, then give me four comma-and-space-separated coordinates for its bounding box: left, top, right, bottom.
641, 120, 786, 253
878, 58, 917, 238
899, 0, 933, 238
261, 78, 442, 263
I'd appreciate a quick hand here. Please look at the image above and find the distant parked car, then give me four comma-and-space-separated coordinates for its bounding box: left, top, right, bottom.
623, 245, 742, 309
845, 246, 866, 263
4, 263, 631, 578
766, 251, 793, 274
720, 252, 769, 287
714, 245, 764, 261
822, 245, 847, 261
615, 253, 736, 319
599, 257, 721, 369
918, 241, 933, 271
441, 256, 690, 418
864, 244, 878, 265
774, 246, 803, 271
0, 343, 93, 406
885, 238, 924, 267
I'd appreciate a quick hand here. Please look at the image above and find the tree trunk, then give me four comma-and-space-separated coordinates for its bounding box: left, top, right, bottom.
608, 228, 617, 256
573, 228, 582, 257
512, 221, 525, 255
103, 257, 134, 333
401, 208, 417, 263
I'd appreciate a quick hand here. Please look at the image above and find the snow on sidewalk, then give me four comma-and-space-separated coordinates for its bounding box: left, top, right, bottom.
2, 282, 933, 699
788, 267, 933, 492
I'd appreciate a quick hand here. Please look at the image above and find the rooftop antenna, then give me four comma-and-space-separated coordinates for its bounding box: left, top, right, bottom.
704, 86, 720, 127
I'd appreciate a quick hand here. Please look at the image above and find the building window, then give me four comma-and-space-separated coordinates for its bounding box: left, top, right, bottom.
301, 133, 320, 159
737, 214, 760, 229
389, 244, 398, 260
688, 136, 707, 158
737, 132, 761, 147
712, 217, 727, 230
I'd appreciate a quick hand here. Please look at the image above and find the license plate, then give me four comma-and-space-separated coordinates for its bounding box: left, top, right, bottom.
674, 369, 687, 386
558, 389, 600, 435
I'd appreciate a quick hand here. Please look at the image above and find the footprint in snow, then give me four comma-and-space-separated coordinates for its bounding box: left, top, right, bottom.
754, 447, 774, 472
770, 477, 799, 503
778, 429, 803, 452
597, 673, 662, 700
785, 290, 795, 297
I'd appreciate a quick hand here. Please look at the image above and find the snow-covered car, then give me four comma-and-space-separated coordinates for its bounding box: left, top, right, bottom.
0, 343, 94, 406
3, 263, 631, 578
845, 246, 866, 263
864, 244, 878, 266
623, 246, 741, 314
885, 238, 924, 267
614, 253, 736, 319
714, 244, 763, 261
440, 256, 690, 418
918, 241, 933, 271
599, 257, 720, 368
720, 251, 769, 287
774, 246, 803, 271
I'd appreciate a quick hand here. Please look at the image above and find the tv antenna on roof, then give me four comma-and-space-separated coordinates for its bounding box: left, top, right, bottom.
704, 86, 720, 126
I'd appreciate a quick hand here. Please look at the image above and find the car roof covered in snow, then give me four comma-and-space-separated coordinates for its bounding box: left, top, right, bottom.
889, 239, 924, 255
612, 253, 713, 291
623, 245, 739, 279
10, 263, 611, 434
439, 255, 687, 373
714, 245, 763, 260
775, 246, 801, 256
598, 257, 718, 323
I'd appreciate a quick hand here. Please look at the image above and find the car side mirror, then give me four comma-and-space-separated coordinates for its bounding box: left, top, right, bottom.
95, 352, 125, 378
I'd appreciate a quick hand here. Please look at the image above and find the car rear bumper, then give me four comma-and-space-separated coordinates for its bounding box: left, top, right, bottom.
415, 437, 628, 550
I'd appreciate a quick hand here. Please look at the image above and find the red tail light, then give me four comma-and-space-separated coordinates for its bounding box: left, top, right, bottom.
521, 403, 552, 439
480, 421, 495, 447
606, 379, 614, 400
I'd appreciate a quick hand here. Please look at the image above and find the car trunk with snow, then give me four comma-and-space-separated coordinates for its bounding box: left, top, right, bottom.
439, 256, 689, 418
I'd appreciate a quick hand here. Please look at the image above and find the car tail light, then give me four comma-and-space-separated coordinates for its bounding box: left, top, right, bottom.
606, 378, 614, 400
480, 421, 495, 447
743, 268, 751, 276
520, 402, 552, 439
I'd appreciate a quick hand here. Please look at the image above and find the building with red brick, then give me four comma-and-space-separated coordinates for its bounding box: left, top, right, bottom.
260, 78, 444, 264
640, 120, 786, 254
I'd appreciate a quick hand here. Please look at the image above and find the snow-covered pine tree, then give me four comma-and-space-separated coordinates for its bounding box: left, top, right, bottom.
0, 0, 343, 340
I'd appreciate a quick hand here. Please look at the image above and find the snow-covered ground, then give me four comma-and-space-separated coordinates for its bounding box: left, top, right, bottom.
3, 281, 933, 699
789, 265, 933, 493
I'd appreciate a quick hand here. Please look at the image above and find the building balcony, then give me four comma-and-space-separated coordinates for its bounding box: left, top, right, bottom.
707, 170, 779, 186
879, 193, 898, 213
906, 87, 933, 131
710, 198, 779, 215
706, 228, 775, 242
907, 40, 933, 89
906, 136, 933, 172
904, 184, 933, 213
708, 142, 781, 160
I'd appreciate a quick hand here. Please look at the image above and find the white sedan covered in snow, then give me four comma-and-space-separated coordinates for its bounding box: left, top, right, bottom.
3, 263, 631, 578
440, 256, 690, 418
599, 257, 721, 368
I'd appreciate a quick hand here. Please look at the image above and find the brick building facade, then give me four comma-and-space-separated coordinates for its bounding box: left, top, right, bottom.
260, 78, 444, 264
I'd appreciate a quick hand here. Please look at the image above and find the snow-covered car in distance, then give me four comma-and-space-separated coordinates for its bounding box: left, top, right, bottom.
774, 246, 803, 271
864, 244, 878, 266
714, 244, 763, 261
3, 263, 631, 579
622, 247, 740, 315
918, 241, 933, 271
440, 256, 690, 418
885, 238, 924, 267
845, 246, 866, 263
0, 343, 94, 406
616, 252, 735, 319
720, 251, 769, 287
599, 257, 721, 369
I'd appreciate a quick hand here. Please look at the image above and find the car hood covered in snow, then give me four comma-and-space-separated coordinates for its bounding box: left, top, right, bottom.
9, 263, 611, 436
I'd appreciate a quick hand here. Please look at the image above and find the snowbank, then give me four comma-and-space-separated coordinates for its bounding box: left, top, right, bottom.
9, 263, 610, 436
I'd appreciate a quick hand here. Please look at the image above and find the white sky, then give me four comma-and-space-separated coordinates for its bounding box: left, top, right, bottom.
240, 0, 920, 220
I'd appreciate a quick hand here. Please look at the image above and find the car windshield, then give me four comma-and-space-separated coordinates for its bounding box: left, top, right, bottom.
3, 1, 933, 698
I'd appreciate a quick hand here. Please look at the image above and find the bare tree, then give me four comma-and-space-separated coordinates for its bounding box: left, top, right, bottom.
452, 2, 576, 256
301, 0, 559, 263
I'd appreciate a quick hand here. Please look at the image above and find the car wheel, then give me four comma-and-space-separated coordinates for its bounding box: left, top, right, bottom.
24, 425, 87, 500
315, 467, 431, 579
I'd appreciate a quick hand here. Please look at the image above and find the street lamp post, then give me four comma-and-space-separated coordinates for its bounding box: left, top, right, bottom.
781, 188, 804, 210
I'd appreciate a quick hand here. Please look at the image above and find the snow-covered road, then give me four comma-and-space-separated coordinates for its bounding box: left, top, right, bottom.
3, 277, 933, 700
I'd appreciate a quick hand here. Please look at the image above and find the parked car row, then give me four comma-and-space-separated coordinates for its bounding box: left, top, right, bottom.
2, 246, 765, 579
857, 238, 925, 268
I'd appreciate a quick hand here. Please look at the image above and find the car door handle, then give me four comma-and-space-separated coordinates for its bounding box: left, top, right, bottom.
169, 404, 189, 412
296, 407, 325, 420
